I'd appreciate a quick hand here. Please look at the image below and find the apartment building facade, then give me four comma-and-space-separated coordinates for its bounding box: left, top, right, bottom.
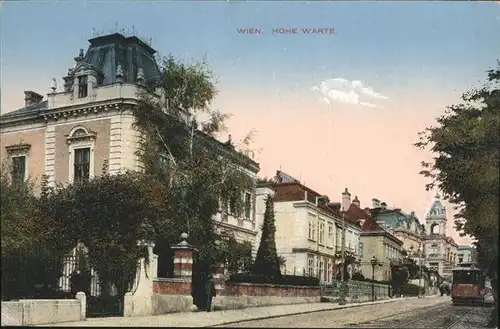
344, 195, 404, 282
262, 172, 362, 282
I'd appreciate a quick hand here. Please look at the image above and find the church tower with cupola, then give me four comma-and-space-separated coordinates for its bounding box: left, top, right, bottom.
425, 193, 447, 236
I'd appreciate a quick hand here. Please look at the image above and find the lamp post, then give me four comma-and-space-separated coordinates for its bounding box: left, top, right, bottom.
418, 245, 423, 298
370, 255, 378, 302
339, 206, 347, 305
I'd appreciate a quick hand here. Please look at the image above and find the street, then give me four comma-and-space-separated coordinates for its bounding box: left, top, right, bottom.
220, 297, 494, 328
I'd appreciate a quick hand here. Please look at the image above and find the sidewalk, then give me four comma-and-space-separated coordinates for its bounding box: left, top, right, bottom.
44, 295, 441, 327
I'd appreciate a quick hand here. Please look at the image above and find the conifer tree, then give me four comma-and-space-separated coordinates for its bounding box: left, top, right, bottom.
252, 194, 281, 278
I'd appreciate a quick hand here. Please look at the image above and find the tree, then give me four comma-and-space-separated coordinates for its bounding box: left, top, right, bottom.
0, 161, 40, 254
40, 171, 169, 294
251, 194, 281, 278
134, 55, 256, 272
1, 162, 70, 300
217, 231, 253, 275
415, 61, 499, 326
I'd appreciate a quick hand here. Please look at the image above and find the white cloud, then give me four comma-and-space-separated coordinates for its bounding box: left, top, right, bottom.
311, 77, 387, 108
359, 102, 379, 108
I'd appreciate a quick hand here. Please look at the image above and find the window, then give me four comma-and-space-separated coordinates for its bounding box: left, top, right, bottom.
158, 153, 169, 170
74, 148, 90, 182
78, 76, 88, 98
336, 227, 342, 248
318, 259, 324, 281
222, 206, 229, 222
328, 224, 334, 243
308, 214, 316, 241
67, 126, 95, 183
11, 156, 26, 187
229, 197, 237, 214
244, 192, 252, 219
307, 256, 315, 276
358, 241, 364, 258
453, 270, 483, 284
318, 221, 325, 244
458, 257, 463, 263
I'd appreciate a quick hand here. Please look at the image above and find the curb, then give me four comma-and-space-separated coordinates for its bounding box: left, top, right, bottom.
206, 295, 440, 327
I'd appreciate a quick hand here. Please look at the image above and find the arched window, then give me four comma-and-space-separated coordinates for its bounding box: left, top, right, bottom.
67, 126, 95, 183
72, 128, 87, 137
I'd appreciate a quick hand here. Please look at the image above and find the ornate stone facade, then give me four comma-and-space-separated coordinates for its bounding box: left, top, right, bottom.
0, 32, 261, 249
422, 194, 458, 280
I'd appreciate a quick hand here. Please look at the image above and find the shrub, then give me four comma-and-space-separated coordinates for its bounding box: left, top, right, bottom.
227, 273, 320, 287
398, 283, 424, 296
351, 272, 365, 281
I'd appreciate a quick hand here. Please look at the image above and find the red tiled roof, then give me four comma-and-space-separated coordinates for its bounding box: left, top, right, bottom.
344, 203, 384, 232
272, 182, 359, 226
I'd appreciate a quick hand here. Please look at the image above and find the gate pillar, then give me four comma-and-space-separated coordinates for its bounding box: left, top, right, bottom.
171, 233, 198, 282
211, 262, 226, 296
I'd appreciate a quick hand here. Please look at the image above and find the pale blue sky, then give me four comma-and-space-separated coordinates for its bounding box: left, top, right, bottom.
1, 1, 499, 112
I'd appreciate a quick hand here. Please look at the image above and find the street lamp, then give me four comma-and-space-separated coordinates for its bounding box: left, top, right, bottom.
339, 206, 347, 305
418, 245, 423, 298
370, 255, 378, 302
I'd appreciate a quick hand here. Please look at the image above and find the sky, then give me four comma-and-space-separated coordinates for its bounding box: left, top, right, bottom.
1, 1, 499, 245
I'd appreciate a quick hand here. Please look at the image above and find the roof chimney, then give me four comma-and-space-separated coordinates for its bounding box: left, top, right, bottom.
341, 188, 351, 212
372, 198, 381, 208
352, 195, 360, 208
24, 91, 43, 108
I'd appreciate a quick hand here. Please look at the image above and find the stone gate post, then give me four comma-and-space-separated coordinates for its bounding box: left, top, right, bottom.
168, 233, 198, 296
211, 262, 226, 296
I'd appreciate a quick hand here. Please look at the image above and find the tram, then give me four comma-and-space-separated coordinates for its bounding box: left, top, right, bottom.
451, 264, 486, 306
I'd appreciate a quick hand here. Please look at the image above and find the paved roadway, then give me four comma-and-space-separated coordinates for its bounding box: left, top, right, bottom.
221, 297, 494, 328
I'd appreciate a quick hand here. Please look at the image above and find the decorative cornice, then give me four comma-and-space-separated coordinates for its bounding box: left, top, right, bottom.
5, 143, 31, 153
292, 248, 335, 259
1, 98, 139, 127
215, 221, 257, 236
293, 201, 340, 220
66, 131, 96, 145
44, 100, 139, 122
361, 230, 404, 246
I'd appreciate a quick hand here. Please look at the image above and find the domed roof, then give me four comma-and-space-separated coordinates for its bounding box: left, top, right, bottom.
427, 193, 446, 218
63, 33, 162, 92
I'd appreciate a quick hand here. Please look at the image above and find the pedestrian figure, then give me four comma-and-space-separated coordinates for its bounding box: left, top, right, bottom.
194, 272, 207, 311
205, 274, 216, 312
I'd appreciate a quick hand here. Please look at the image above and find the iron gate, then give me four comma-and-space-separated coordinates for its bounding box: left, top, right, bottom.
59, 252, 138, 317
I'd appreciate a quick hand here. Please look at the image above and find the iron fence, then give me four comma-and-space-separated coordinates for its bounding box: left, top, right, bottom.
1, 249, 72, 301
1, 248, 140, 317
320, 279, 392, 300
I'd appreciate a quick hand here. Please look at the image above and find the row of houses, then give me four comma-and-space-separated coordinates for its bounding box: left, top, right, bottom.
248, 170, 462, 283
0, 32, 465, 283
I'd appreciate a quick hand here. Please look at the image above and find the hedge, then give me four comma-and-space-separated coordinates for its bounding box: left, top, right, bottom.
398, 283, 425, 296
227, 273, 320, 287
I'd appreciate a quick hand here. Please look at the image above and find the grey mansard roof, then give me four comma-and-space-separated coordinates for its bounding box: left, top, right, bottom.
1, 33, 162, 119
64, 33, 162, 90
